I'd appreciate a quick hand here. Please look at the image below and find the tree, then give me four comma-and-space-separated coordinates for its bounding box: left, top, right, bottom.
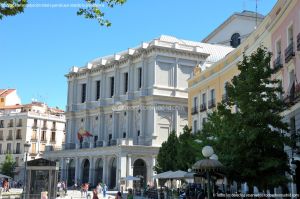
155, 126, 202, 173
199, 47, 291, 191
0, 0, 126, 26
0, 154, 16, 178
154, 130, 179, 173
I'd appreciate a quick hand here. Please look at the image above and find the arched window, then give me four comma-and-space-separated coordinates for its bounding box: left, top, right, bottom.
230, 33, 241, 48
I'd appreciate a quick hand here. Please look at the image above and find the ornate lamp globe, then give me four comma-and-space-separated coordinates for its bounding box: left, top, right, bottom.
209, 154, 218, 160
202, 146, 214, 158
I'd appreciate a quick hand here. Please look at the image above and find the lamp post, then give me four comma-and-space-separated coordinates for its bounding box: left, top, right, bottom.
23, 141, 31, 199
66, 158, 70, 189
202, 146, 214, 199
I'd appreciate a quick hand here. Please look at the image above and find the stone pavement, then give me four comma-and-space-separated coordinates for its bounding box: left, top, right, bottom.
56, 190, 115, 199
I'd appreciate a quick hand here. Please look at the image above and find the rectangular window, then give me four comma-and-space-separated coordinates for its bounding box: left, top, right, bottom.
7, 130, 12, 140
124, 72, 128, 93
32, 130, 37, 140
81, 83, 86, 103
7, 143, 11, 153
18, 119, 22, 127
31, 143, 36, 154
16, 129, 21, 139
8, 119, 13, 127
0, 130, 3, 140
0, 120, 3, 128
110, 77, 114, 97
138, 68, 142, 89
210, 89, 215, 100
16, 143, 20, 154
193, 97, 198, 107
288, 25, 294, 45
202, 93, 206, 105
51, 132, 56, 142
41, 131, 46, 141
96, 80, 101, 100
193, 120, 197, 133
33, 119, 37, 127
0, 144, 2, 154
276, 40, 281, 57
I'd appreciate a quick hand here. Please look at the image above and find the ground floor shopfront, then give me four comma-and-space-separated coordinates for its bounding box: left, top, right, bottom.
44, 145, 159, 190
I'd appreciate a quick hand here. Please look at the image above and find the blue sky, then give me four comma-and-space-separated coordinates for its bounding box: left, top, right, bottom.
0, 0, 277, 109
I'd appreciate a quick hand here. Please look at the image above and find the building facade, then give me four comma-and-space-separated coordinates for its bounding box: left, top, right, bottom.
188, 0, 300, 195
202, 10, 264, 48
44, 35, 233, 190
0, 90, 65, 181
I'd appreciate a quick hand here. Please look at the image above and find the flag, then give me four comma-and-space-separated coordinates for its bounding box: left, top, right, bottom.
77, 128, 93, 141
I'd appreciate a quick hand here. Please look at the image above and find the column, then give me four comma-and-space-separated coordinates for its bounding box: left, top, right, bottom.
86, 74, 92, 102
174, 58, 178, 88
127, 155, 133, 188
89, 157, 94, 185
74, 157, 80, 184
60, 158, 65, 180
99, 113, 105, 140
102, 156, 108, 184
139, 108, 145, 144
112, 112, 119, 139
150, 156, 156, 184
174, 109, 179, 135
127, 110, 133, 139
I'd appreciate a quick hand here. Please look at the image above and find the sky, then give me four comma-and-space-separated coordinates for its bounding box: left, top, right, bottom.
0, 0, 277, 109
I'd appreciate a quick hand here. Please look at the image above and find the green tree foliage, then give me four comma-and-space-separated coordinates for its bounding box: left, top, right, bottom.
0, 0, 126, 26
155, 126, 201, 173
198, 47, 291, 191
0, 154, 16, 178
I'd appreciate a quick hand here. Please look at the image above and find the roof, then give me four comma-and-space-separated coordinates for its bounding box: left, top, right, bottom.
0, 89, 15, 98
202, 10, 265, 43
0, 104, 23, 110
71, 35, 234, 73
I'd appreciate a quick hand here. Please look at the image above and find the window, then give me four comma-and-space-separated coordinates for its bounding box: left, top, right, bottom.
33, 119, 37, 127
32, 130, 37, 140
0, 144, 2, 154
81, 83, 86, 103
202, 93, 206, 105
137, 130, 140, 137
7, 130, 12, 140
52, 121, 56, 130
230, 33, 241, 48
288, 25, 294, 45
8, 119, 13, 127
15, 157, 19, 166
276, 40, 282, 57
7, 143, 11, 153
0, 120, 3, 128
51, 132, 56, 142
193, 120, 197, 133
210, 89, 215, 100
96, 80, 101, 100
41, 131, 46, 141
124, 72, 128, 93
18, 119, 22, 127
123, 132, 126, 138
138, 68, 142, 89
193, 97, 198, 107
202, 118, 207, 124
0, 130, 3, 140
16, 143, 21, 154
16, 129, 21, 139
31, 143, 36, 154
110, 77, 115, 97
0, 98, 3, 102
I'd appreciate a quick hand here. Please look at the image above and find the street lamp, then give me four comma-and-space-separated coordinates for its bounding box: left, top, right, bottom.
66, 158, 70, 189
23, 141, 31, 199
202, 146, 213, 199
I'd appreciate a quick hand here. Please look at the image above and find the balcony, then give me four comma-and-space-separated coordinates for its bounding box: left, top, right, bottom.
51, 126, 56, 131
16, 135, 22, 140
200, 103, 207, 112
32, 124, 38, 129
208, 99, 216, 109
7, 123, 13, 128
191, 106, 198, 115
297, 33, 300, 51
42, 126, 47, 130
17, 123, 22, 127
283, 82, 300, 106
285, 43, 295, 63
273, 56, 283, 71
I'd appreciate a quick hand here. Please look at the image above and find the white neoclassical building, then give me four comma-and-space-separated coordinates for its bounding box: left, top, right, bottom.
44, 35, 233, 190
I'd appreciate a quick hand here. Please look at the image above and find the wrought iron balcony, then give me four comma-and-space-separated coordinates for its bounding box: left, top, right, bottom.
200, 103, 207, 112
16, 135, 22, 140
6, 136, 13, 140
285, 42, 295, 63
191, 106, 198, 115
297, 33, 300, 51
208, 99, 216, 109
273, 56, 283, 71
283, 82, 300, 106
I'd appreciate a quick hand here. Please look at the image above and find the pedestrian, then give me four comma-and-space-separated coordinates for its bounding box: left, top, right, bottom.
96, 182, 102, 194
115, 191, 122, 199
127, 189, 133, 199
103, 183, 107, 198
93, 188, 99, 199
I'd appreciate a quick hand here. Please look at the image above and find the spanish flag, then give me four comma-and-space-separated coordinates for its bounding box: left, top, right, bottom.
77, 128, 93, 141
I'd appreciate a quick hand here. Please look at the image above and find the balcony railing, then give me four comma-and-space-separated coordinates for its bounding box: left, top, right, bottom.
208, 99, 216, 109
200, 103, 207, 112
285, 42, 295, 63
16, 135, 22, 140
191, 106, 198, 115
283, 82, 300, 106
32, 124, 38, 129
297, 33, 300, 51
273, 56, 283, 71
